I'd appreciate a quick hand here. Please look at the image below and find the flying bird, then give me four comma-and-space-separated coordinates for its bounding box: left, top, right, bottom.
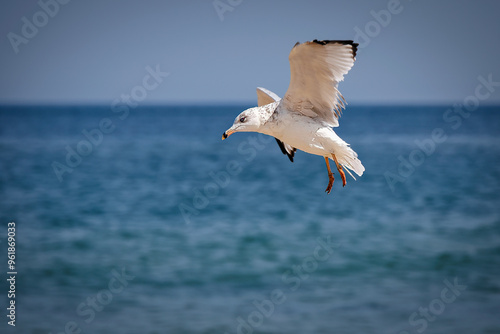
222, 39, 364, 193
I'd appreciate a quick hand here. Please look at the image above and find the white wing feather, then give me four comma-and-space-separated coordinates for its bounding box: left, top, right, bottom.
281, 40, 358, 127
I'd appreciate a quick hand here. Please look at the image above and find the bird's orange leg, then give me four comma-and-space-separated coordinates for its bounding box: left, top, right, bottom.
332, 154, 346, 187
324, 157, 335, 194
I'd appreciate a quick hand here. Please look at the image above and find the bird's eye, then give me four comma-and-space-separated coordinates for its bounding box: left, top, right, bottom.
239, 116, 247, 123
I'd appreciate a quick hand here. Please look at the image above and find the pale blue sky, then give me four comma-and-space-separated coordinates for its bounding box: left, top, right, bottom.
1, 0, 500, 105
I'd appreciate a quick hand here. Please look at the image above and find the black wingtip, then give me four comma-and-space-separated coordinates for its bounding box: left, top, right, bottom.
351, 42, 359, 58
311, 39, 358, 58
275, 138, 296, 163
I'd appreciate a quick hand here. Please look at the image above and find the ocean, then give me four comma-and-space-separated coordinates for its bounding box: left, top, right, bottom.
0, 105, 499, 334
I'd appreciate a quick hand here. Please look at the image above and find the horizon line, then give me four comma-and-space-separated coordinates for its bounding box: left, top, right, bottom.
2, 100, 500, 108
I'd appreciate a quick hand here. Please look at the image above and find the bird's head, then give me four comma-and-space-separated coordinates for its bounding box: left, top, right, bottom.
222, 107, 262, 140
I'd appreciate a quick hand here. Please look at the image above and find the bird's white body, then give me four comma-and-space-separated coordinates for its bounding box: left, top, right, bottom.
274, 109, 340, 154
260, 102, 364, 178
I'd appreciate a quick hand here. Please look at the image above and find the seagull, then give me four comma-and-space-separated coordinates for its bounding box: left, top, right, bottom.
222, 39, 364, 193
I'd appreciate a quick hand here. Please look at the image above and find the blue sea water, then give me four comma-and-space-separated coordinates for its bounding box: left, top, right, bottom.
0, 104, 499, 334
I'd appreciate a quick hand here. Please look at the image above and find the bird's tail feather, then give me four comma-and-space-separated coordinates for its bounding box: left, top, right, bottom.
333, 145, 364, 179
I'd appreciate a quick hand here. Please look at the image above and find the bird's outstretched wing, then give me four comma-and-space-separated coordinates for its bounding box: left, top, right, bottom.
281, 40, 358, 127
256, 87, 296, 162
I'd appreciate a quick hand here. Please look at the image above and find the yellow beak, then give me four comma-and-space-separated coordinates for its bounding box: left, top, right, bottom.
222, 129, 235, 140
